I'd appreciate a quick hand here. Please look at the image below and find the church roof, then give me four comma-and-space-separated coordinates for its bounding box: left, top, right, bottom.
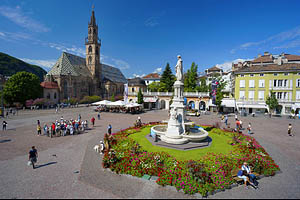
47, 52, 127, 83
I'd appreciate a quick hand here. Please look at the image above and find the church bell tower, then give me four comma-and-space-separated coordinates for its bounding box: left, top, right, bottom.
85, 5, 101, 79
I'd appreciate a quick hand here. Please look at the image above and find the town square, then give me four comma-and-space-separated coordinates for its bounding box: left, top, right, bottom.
1, 0, 300, 199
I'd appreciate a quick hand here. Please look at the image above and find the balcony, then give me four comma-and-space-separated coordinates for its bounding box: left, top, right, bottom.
269, 87, 293, 91
128, 91, 209, 97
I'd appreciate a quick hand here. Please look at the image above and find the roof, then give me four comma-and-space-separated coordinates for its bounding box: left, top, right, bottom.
235, 63, 300, 73
283, 54, 300, 61
47, 52, 92, 77
143, 73, 160, 79
47, 52, 127, 83
40, 81, 59, 89
101, 64, 127, 83
251, 55, 274, 63
127, 77, 146, 86
207, 66, 222, 72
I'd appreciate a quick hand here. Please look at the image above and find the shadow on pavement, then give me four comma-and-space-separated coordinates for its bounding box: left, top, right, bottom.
0, 139, 12, 143
35, 161, 57, 169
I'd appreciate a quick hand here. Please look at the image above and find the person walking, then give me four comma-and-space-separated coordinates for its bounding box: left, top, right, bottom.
37, 120, 40, 126
225, 115, 228, 126
37, 124, 42, 136
288, 124, 294, 136
107, 124, 112, 135
247, 123, 252, 134
28, 146, 38, 169
2, 121, 7, 131
91, 117, 95, 127
97, 112, 101, 120
78, 114, 81, 121
43, 124, 48, 136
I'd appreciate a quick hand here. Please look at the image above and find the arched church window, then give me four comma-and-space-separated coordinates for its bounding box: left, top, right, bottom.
74, 82, 77, 97
54, 92, 57, 99
96, 47, 99, 56
89, 28, 91, 34
64, 80, 68, 99
88, 56, 92, 65
88, 46, 92, 54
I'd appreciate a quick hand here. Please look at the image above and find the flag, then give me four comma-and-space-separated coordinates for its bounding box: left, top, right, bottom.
124, 83, 128, 105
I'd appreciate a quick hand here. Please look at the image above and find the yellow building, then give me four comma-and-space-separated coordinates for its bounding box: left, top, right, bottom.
234, 52, 300, 115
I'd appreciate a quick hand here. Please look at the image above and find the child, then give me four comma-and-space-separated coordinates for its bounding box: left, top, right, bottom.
247, 123, 252, 134
288, 124, 294, 136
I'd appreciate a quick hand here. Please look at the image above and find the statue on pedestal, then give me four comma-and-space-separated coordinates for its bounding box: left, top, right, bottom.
175, 55, 183, 82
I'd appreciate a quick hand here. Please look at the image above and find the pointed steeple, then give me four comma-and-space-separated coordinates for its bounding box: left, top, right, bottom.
89, 5, 96, 26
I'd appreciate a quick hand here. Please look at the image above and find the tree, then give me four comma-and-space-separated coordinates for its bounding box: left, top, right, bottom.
266, 91, 278, 115
160, 63, 175, 92
110, 93, 115, 102
184, 62, 198, 92
137, 89, 144, 104
3, 71, 42, 105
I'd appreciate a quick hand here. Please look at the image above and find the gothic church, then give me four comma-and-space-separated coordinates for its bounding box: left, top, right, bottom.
41, 8, 127, 104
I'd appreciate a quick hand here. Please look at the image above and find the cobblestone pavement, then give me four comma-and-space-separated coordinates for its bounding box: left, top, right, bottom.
0, 108, 299, 198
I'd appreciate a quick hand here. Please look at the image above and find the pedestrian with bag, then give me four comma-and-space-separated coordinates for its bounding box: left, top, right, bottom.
107, 124, 112, 135
2, 121, 7, 131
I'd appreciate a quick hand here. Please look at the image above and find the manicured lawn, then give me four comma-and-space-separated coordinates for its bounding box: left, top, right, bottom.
128, 126, 235, 161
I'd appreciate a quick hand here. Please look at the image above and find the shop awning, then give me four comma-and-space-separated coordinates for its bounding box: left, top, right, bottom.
143, 97, 158, 103
221, 99, 236, 108
237, 104, 268, 109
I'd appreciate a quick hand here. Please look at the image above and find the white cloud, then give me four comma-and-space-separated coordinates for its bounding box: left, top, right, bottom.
132, 73, 146, 78
0, 6, 49, 32
20, 58, 56, 71
153, 67, 162, 74
215, 58, 252, 72
111, 58, 130, 70
145, 16, 159, 27
231, 26, 300, 53
47, 43, 86, 56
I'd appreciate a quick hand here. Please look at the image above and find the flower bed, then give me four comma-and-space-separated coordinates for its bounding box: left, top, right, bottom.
102, 123, 280, 196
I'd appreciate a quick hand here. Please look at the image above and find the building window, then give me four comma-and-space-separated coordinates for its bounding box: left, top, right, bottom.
284, 80, 288, 87
274, 80, 277, 87
298, 73, 300, 75
88, 46, 92, 54
96, 47, 99, 56
240, 80, 245, 88
249, 80, 255, 88
274, 73, 278, 76
258, 91, 265, 100
250, 74, 254, 77
284, 73, 289, 76
260, 74, 264, 77
248, 91, 254, 100
88, 56, 92, 65
297, 79, 300, 87
241, 74, 245, 77
296, 91, 300, 100
132, 88, 134, 92
277, 92, 282, 99
278, 80, 283, 87
259, 80, 265, 88
54, 93, 57, 99
239, 91, 245, 100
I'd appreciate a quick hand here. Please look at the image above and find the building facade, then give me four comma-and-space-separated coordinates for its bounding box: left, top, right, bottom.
234, 52, 300, 115
41, 8, 127, 103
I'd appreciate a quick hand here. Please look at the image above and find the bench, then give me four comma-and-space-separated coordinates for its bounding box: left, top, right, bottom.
231, 169, 260, 184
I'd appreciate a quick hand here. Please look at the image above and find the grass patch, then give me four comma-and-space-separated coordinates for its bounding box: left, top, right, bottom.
129, 126, 234, 161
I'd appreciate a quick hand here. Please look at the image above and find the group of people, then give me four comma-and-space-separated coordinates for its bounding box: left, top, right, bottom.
238, 162, 259, 189
222, 114, 253, 134
36, 114, 96, 137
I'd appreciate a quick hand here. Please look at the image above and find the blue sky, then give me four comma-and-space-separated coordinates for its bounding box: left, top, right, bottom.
1, 0, 300, 78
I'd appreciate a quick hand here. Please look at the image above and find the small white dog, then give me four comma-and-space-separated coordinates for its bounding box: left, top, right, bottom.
94, 141, 105, 154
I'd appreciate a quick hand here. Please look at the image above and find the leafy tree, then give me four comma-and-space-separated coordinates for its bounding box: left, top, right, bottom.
266, 91, 278, 115
184, 62, 198, 92
3, 71, 42, 105
110, 93, 115, 102
137, 89, 144, 104
160, 63, 175, 92
148, 82, 160, 92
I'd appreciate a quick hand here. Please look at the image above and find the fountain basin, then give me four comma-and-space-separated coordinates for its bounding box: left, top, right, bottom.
151, 125, 209, 144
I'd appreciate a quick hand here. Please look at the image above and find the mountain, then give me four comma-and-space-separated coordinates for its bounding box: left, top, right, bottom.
0, 52, 47, 82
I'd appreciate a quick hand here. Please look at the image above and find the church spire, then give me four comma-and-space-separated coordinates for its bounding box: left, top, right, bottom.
89, 5, 96, 26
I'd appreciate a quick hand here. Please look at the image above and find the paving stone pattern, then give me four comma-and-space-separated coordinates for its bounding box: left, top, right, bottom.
0, 108, 299, 198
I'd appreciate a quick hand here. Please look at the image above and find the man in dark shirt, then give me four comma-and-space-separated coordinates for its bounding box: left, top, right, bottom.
29, 146, 38, 169
2, 121, 7, 130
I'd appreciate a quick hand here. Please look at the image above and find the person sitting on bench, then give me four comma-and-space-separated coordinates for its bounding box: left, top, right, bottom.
242, 162, 258, 186
237, 169, 257, 189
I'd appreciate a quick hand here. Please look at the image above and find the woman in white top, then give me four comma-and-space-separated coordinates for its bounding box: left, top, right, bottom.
242, 162, 258, 187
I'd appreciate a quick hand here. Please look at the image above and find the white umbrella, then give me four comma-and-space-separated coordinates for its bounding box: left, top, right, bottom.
108, 100, 126, 107
92, 100, 111, 106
